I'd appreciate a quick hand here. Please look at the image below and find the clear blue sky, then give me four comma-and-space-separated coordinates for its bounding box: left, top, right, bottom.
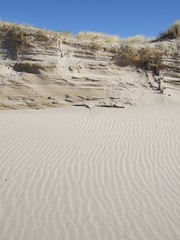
0, 0, 179, 38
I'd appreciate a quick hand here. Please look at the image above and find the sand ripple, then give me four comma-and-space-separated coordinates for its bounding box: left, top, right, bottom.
0, 105, 180, 240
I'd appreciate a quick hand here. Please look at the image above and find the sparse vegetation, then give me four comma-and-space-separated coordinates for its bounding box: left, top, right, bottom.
125, 35, 152, 43
0, 20, 176, 68
114, 43, 168, 74
159, 20, 180, 40
0, 22, 73, 42
76, 31, 152, 44
0, 21, 152, 58
76, 32, 120, 43
0, 22, 63, 60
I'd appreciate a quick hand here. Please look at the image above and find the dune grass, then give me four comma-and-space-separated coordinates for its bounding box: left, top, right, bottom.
76, 32, 120, 43
1, 19, 179, 46
159, 20, 180, 40
76, 31, 152, 44
0, 21, 73, 45
0, 21, 152, 50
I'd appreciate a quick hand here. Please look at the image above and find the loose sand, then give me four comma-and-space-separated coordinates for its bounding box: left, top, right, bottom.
0, 104, 180, 240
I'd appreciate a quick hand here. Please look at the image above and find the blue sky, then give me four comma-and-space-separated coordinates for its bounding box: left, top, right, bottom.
0, 0, 179, 38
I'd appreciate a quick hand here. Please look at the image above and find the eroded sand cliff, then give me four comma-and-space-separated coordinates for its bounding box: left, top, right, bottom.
0, 22, 180, 109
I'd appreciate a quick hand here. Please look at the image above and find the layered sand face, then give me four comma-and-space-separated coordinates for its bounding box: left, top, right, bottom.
0, 104, 180, 240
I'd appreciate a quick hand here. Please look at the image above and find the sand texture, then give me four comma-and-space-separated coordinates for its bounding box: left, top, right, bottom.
0, 105, 180, 240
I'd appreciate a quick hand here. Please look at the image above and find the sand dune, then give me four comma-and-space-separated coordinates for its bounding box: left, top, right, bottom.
1, 22, 180, 110
0, 104, 180, 240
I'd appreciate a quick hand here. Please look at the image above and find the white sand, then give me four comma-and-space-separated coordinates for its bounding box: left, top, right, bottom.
0, 104, 180, 240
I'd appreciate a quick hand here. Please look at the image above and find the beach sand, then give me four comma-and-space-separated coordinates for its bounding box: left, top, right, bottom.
0, 104, 180, 240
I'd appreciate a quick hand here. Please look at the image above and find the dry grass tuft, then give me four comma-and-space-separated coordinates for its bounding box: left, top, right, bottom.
0, 21, 51, 43
0, 21, 72, 45
114, 43, 168, 74
76, 32, 152, 44
55, 31, 73, 38
76, 32, 120, 44
122, 35, 152, 43
159, 20, 180, 40
75, 32, 152, 53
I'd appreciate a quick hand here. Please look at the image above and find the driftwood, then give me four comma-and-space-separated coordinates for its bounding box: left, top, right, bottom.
73, 103, 91, 109
157, 74, 166, 94
96, 104, 125, 108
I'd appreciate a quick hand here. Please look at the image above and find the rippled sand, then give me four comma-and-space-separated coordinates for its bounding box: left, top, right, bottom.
0, 105, 180, 240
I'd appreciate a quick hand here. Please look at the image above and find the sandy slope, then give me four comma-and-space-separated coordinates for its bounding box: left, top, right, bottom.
0, 104, 180, 240
0, 22, 180, 110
